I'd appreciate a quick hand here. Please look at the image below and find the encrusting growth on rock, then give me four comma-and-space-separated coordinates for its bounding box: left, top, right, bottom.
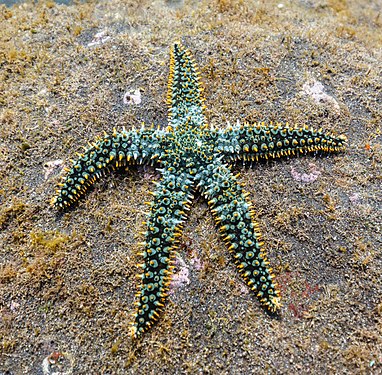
52, 42, 346, 338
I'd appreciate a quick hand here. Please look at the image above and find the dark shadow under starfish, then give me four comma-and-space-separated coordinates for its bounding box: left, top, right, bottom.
52, 43, 346, 338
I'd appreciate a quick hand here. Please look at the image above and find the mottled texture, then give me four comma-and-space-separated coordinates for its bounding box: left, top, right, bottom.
1, 1, 381, 373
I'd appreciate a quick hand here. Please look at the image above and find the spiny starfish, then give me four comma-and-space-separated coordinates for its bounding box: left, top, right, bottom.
52, 42, 346, 338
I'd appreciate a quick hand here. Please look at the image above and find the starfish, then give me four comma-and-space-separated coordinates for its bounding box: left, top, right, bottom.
52, 42, 346, 338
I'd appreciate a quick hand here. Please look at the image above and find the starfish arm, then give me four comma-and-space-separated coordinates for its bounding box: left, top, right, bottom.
167, 42, 206, 128
196, 162, 281, 312
132, 167, 195, 338
51, 126, 165, 209
216, 122, 347, 164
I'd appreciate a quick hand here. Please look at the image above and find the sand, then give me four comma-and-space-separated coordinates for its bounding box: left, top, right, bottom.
0, 0, 381, 373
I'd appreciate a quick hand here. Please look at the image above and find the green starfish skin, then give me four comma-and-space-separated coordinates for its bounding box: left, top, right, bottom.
52, 43, 346, 338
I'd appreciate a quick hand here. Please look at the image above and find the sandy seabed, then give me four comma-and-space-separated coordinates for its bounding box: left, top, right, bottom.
0, 0, 381, 374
